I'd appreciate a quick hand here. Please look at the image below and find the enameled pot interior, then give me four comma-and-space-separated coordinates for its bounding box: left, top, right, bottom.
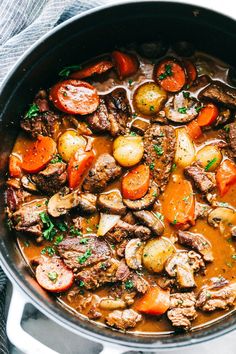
0, 1, 236, 349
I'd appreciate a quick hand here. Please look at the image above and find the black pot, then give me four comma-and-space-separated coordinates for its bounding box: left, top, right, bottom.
0, 1, 236, 351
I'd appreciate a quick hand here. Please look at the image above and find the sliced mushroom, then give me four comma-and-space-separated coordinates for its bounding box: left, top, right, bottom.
99, 298, 126, 310
125, 238, 144, 270
133, 210, 164, 236
21, 175, 38, 192
48, 188, 97, 217
165, 92, 199, 123
97, 191, 126, 215
207, 207, 236, 236
123, 182, 158, 211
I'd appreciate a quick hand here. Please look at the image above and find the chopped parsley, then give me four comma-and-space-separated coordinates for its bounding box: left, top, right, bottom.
58, 64, 82, 78
41, 246, 55, 257
128, 79, 133, 86
171, 163, 177, 172
150, 105, 155, 112
158, 64, 173, 80
79, 238, 89, 245
86, 227, 92, 233
79, 280, 85, 287
196, 105, 204, 113
48, 272, 58, 282
218, 202, 230, 208
125, 280, 134, 290
70, 226, 82, 236
54, 235, 64, 245
24, 241, 30, 247
152, 191, 158, 197
51, 154, 63, 164
155, 212, 164, 221
178, 107, 187, 114
149, 162, 155, 170
40, 212, 56, 241
153, 144, 163, 156
183, 91, 190, 98
172, 217, 178, 225
100, 263, 107, 270
130, 131, 137, 136
132, 112, 138, 118
77, 248, 92, 264
56, 222, 68, 232
25, 103, 39, 119
205, 158, 217, 171
223, 125, 230, 133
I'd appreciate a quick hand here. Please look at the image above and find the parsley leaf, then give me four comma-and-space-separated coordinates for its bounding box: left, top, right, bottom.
25, 104, 39, 119
51, 154, 63, 164
41, 246, 55, 257
183, 91, 190, 98
178, 107, 187, 114
149, 162, 155, 170
153, 144, 163, 156
54, 235, 64, 245
58, 65, 82, 78
158, 64, 173, 80
48, 272, 58, 282
70, 226, 82, 236
77, 248, 92, 264
79, 238, 89, 245
40, 212, 56, 241
130, 131, 137, 136
205, 158, 217, 171
125, 280, 134, 290
155, 212, 164, 221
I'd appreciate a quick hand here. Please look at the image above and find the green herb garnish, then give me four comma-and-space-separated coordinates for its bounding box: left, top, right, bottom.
130, 131, 137, 136
171, 163, 177, 172
232, 255, 236, 260
24, 241, 30, 247
70, 226, 82, 236
54, 235, 64, 245
149, 162, 155, 170
205, 158, 217, 171
51, 154, 63, 164
58, 65, 82, 78
150, 105, 155, 112
158, 64, 173, 80
25, 103, 39, 119
40, 212, 56, 241
153, 144, 163, 156
128, 79, 133, 86
79, 280, 85, 287
183, 91, 190, 98
155, 212, 164, 221
77, 248, 92, 264
86, 227, 92, 233
178, 107, 187, 114
48, 272, 58, 282
56, 222, 68, 232
41, 246, 55, 257
196, 105, 204, 113
79, 238, 89, 245
125, 280, 134, 290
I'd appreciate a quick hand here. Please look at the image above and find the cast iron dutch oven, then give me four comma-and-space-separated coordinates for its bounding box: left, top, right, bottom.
0, 1, 236, 352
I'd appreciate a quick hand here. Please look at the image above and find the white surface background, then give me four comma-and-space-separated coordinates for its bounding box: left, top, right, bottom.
6, 0, 236, 353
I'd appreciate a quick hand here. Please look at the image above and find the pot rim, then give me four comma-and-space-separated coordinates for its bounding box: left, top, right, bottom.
0, 1, 236, 349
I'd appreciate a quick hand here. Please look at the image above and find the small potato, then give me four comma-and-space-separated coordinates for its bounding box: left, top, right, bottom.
133, 82, 167, 116
196, 145, 222, 171
175, 127, 195, 167
113, 136, 144, 167
58, 130, 86, 162
142, 237, 175, 273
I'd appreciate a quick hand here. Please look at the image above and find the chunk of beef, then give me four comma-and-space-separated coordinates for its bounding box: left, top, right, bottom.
116, 259, 130, 281
5, 187, 31, 214
122, 212, 136, 225
228, 121, 236, 158
143, 125, 176, 192
87, 89, 131, 136
123, 182, 158, 211
195, 202, 210, 219
11, 198, 48, 240
116, 239, 129, 257
97, 191, 126, 215
165, 251, 205, 289
32, 162, 67, 195
21, 111, 60, 138
184, 162, 216, 193
200, 81, 236, 109
133, 210, 164, 236
115, 260, 148, 294
57, 236, 111, 272
196, 279, 236, 312
106, 309, 142, 330
214, 108, 231, 127
83, 153, 122, 193
167, 292, 197, 330
177, 230, 213, 262
76, 259, 119, 289
105, 219, 151, 243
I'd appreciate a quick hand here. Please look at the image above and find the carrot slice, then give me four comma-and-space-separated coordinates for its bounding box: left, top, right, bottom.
112, 50, 139, 79
216, 159, 236, 196
136, 287, 170, 315
186, 119, 202, 140
9, 154, 22, 178
36, 258, 74, 293
162, 174, 195, 226
197, 103, 219, 126
21, 135, 56, 173
155, 58, 186, 92
68, 150, 95, 189
122, 164, 150, 200
183, 59, 197, 86
70, 60, 113, 79
49, 80, 99, 115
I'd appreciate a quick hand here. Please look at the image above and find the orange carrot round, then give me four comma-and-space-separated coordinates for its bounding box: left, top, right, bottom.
216, 159, 236, 196
154, 58, 186, 92
162, 174, 195, 226
21, 135, 56, 173
122, 164, 150, 200
68, 150, 95, 189
70, 60, 113, 79
136, 287, 170, 315
186, 119, 202, 140
112, 50, 139, 79
197, 103, 219, 126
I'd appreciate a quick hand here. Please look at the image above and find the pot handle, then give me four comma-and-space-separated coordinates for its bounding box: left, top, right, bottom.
7, 284, 59, 354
